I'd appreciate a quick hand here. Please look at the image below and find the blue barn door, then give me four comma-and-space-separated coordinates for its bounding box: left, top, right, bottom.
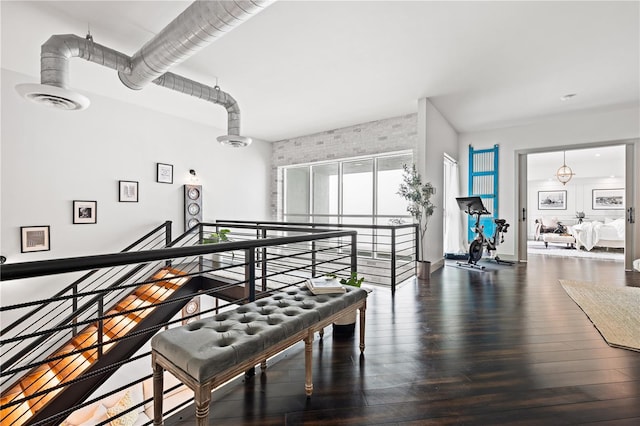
468, 144, 499, 242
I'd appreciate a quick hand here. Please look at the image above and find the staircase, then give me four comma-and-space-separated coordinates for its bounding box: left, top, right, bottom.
0, 266, 191, 425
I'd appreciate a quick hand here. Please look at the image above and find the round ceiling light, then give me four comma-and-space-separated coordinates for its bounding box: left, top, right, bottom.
556, 151, 575, 185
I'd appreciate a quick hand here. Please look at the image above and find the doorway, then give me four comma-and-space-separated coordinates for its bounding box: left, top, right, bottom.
517, 141, 637, 270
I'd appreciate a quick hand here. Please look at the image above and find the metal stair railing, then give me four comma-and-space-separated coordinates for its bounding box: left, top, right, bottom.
214, 218, 417, 294
0, 222, 172, 372
0, 225, 357, 426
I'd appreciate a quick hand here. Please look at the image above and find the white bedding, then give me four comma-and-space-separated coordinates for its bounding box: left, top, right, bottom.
572, 219, 625, 251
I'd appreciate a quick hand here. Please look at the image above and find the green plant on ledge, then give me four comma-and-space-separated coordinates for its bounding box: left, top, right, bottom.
202, 229, 230, 244
325, 272, 364, 287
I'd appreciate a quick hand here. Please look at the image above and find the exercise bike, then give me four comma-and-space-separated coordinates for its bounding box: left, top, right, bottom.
455, 196, 513, 270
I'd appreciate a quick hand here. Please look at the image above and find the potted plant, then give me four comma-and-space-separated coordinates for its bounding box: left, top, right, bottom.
202, 229, 231, 266
397, 163, 436, 279
202, 228, 230, 244
331, 272, 364, 337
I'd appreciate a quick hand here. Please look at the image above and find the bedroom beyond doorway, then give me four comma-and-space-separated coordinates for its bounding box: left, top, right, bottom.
527, 145, 626, 261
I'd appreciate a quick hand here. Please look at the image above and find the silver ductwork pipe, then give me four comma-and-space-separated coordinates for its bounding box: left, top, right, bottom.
41, 34, 132, 86
153, 72, 242, 139
17, 1, 275, 144
16, 34, 132, 110
119, 0, 273, 91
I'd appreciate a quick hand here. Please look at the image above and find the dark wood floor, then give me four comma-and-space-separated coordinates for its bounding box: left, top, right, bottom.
168, 256, 640, 425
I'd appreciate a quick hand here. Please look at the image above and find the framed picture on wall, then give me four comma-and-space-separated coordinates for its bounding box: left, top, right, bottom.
538, 190, 566, 210
73, 200, 97, 224
20, 225, 50, 253
592, 188, 624, 210
119, 180, 139, 202
157, 163, 173, 184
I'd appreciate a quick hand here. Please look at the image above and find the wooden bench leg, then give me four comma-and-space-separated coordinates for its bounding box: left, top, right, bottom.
359, 302, 366, 354
304, 331, 314, 397
195, 383, 212, 426
152, 359, 164, 426
261, 359, 267, 371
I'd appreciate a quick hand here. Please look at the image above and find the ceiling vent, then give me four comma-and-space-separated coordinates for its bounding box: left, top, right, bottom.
15, 83, 89, 110
217, 135, 252, 148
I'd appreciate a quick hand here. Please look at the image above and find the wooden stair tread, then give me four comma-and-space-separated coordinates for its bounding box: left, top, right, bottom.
0, 266, 192, 425
0, 389, 33, 425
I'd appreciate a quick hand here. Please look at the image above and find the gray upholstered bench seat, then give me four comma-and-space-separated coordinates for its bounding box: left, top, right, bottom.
151, 285, 367, 425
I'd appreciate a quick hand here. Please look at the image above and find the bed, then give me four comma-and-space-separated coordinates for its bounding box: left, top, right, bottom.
571, 218, 625, 251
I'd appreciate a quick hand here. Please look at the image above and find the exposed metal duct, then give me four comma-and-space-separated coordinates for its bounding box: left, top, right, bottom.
153, 72, 250, 147
16, 0, 274, 146
16, 34, 132, 110
119, 0, 272, 90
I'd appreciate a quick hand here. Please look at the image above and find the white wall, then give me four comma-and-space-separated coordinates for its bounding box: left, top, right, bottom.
1, 68, 271, 310
459, 105, 640, 256
417, 98, 459, 267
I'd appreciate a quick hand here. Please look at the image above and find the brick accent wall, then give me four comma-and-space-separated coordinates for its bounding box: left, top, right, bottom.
270, 113, 418, 218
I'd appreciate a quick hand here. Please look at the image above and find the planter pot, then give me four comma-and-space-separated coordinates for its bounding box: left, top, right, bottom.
211, 253, 223, 268
417, 260, 431, 280
332, 310, 357, 337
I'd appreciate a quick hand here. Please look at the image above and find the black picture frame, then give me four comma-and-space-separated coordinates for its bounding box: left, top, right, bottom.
73, 200, 97, 224
592, 188, 624, 210
538, 190, 567, 210
20, 225, 50, 253
119, 180, 139, 202
157, 163, 173, 184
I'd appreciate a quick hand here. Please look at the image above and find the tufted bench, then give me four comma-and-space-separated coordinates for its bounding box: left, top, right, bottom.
151, 285, 367, 425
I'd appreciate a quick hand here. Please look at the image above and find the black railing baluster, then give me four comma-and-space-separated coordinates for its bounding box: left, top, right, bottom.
311, 223, 317, 277
165, 221, 172, 247
247, 248, 256, 302
72, 285, 78, 336
261, 228, 267, 291
351, 233, 358, 274
97, 297, 104, 358
198, 223, 204, 273
391, 227, 397, 295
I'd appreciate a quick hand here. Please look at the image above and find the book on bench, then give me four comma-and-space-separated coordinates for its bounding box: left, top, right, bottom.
306, 277, 346, 295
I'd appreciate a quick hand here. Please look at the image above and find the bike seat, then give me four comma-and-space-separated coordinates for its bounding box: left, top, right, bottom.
494, 219, 507, 225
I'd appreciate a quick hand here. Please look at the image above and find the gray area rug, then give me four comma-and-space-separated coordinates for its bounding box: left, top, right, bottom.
559, 279, 640, 352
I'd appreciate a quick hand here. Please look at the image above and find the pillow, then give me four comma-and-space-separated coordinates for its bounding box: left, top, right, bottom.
106, 390, 138, 426
61, 403, 108, 426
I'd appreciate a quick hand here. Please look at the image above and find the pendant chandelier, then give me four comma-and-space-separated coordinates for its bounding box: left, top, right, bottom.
556, 151, 575, 185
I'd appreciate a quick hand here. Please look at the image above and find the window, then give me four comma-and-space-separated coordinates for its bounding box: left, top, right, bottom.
377, 154, 413, 217
284, 166, 310, 222
343, 159, 373, 218
281, 151, 412, 225
312, 163, 339, 224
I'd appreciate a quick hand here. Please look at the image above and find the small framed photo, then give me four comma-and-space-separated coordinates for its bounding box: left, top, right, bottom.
21, 226, 50, 253
592, 188, 624, 210
157, 163, 173, 184
119, 180, 139, 203
73, 200, 97, 224
538, 190, 566, 210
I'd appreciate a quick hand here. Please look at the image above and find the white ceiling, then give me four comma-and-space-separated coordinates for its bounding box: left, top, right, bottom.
527, 145, 626, 181
2, 1, 639, 142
